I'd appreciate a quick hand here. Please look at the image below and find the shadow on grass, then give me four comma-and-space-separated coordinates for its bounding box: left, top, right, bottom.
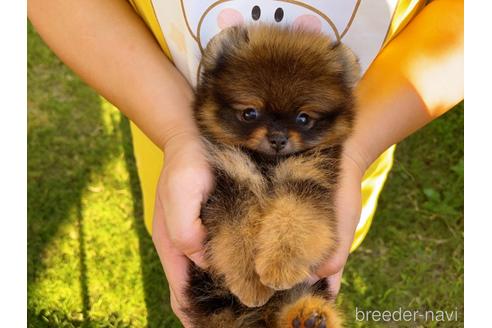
28, 22, 175, 327
27, 49, 112, 324
119, 116, 178, 328
77, 202, 91, 320
27, 43, 113, 320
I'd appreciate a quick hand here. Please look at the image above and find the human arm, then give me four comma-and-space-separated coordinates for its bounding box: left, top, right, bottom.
316, 0, 464, 294
28, 0, 196, 148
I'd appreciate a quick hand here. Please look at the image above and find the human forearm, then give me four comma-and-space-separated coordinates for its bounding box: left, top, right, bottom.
28, 0, 197, 149
347, 0, 464, 169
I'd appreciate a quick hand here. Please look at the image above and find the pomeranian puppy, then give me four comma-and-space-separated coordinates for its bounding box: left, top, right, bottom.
185, 24, 360, 328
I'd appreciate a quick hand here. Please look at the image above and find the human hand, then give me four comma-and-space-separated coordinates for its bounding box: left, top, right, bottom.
151, 133, 213, 327
314, 141, 368, 297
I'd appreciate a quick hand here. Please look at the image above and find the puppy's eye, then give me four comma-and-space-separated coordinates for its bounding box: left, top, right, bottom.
241, 108, 258, 121
296, 113, 311, 126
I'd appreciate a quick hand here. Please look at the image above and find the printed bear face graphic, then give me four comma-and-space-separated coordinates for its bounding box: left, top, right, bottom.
180, 0, 361, 52
150, 0, 397, 84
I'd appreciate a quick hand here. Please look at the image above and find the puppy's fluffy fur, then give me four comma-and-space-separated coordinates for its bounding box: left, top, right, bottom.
185, 24, 360, 328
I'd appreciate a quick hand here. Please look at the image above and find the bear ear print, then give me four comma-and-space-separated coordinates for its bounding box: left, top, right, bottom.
331, 41, 361, 88
201, 25, 250, 72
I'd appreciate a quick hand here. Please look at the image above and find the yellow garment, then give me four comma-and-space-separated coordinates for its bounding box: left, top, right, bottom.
127, 0, 425, 251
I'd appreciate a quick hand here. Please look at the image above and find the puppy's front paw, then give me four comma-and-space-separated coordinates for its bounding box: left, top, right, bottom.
255, 254, 311, 290
229, 278, 275, 307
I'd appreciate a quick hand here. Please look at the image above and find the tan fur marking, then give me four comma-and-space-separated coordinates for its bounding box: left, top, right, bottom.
288, 131, 304, 151
245, 127, 268, 150
273, 154, 338, 190
198, 102, 238, 145
232, 99, 265, 110
208, 206, 274, 307
255, 193, 336, 290
317, 117, 353, 146
208, 144, 266, 197
278, 295, 343, 328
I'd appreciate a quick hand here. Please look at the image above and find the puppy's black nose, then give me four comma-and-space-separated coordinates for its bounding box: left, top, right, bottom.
269, 134, 288, 151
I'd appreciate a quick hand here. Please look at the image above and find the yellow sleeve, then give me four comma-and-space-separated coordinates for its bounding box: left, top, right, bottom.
383, 0, 427, 47
127, 0, 172, 59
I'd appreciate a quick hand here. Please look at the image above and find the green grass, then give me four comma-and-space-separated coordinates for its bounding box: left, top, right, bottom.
340, 101, 464, 327
28, 22, 463, 328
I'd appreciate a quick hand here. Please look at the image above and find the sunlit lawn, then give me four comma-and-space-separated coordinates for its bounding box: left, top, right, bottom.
28, 22, 463, 328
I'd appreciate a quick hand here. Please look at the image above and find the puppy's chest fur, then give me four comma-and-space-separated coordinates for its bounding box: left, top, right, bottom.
201, 143, 342, 230
244, 146, 342, 183
187, 142, 344, 327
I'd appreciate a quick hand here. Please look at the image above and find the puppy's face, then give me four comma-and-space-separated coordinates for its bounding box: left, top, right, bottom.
195, 25, 360, 156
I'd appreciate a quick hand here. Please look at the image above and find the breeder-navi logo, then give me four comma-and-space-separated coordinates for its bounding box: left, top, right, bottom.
355, 307, 459, 323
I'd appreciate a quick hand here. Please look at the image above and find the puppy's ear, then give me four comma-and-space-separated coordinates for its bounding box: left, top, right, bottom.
201, 25, 250, 72
331, 42, 361, 88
